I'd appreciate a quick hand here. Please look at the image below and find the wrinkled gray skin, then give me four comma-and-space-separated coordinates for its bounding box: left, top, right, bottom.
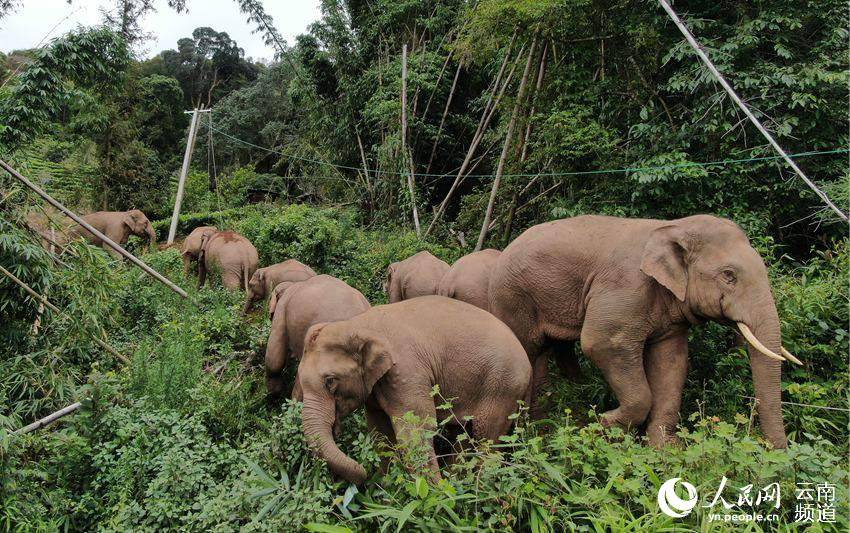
436, 249, 501, 311
181, 226, 217, 275
67, 209, 156, 256
384, 251, 450, 303
489, 214, 789, 449
244, 259, 317, 313
265, 274, 370, 400
198, 230, 259, 293
298, 296, 531, 484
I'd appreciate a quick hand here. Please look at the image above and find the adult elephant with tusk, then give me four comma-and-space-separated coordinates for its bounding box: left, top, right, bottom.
244, 259, 317, 314
264, 274, 370, 400
67, 209, 157, 256
489, 214, 800, 449
297, 296, 531, 485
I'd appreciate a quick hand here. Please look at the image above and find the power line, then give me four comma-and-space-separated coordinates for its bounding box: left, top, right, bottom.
209, 123, 847, 181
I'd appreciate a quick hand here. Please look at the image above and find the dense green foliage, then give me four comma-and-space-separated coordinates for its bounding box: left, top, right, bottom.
1, 0, 847, 530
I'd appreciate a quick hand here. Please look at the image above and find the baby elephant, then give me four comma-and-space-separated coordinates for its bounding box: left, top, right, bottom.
437, 248, 501, 311
384, 251, 450, 303
181, 226, 217, 275
244, 259, 317, 313
198, 230, 259, 292
298, 296, 531, 485
265, 275, 370, 399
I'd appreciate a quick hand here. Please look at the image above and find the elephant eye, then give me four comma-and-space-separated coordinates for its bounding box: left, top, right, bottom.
720, 269, 737, 284
323, 376, 337, 391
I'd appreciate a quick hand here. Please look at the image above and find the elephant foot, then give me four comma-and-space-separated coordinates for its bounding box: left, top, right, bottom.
266, 374, 285, 399
646, 423, 681, 448
599, 405, 649, 432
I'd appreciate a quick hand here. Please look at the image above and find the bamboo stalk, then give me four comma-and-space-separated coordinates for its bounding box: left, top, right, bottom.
14, 402, 82, 434
475, 36, 538, 251
401, 44, 421, 236
425, 61, 462, 175
424, 31, 521, 238
520, 41, 548, 163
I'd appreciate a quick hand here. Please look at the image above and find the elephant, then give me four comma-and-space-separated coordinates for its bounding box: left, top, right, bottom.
67, 209, 156, 255
181, 226, 217, 275
265, 274, 370, 400
244, 259, 318, 313
384, 251, 450, 303
198, 230, 259, 293
436, 248, 501, 311
488, 214, 800, 450
297, 295, 531, 484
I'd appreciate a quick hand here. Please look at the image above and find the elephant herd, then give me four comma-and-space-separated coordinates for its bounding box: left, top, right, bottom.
65, 210, 803, 485
174, 214, 801, 485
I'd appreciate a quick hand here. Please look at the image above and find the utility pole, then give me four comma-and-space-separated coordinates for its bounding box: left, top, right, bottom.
167, 108, 207, 244
401, 44, 421, 237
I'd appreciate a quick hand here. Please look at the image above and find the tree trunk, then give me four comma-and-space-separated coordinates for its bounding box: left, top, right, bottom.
520, 41, 548, 163
425, 61, 462, 175
424, 30, 521, 237
401, 44, 421, 236
475, 36, 538, 251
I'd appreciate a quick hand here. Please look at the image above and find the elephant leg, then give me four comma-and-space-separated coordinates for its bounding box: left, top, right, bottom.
528, 353, 550, 420
644, 332, 688, 447
265, 315, 288, 399
385, 399, 440, 481
365, 403, 396, 474
221, 269, 242, 290
581, 310, 651, 430
198, 261, 208, 288
550, 339, 581, 380
472, 402, 517, 443
290, 369, 303, 402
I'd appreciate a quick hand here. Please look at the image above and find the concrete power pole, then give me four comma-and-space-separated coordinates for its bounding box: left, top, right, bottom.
167, 108, 206, 244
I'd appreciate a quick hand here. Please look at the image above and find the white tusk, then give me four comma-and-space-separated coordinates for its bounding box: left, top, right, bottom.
737, 323, 785, 362
781, 347, 803, 366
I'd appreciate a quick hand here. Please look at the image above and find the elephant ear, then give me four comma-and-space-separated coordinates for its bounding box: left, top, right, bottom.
348, 333, 394, 394
640, 224, 690, 302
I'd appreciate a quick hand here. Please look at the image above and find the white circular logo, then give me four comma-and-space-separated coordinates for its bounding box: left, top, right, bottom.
658, 477, 698, 518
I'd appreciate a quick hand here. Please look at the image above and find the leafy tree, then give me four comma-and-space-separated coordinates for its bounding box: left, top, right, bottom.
0, 28, 130, 154
142, 27, 260, 108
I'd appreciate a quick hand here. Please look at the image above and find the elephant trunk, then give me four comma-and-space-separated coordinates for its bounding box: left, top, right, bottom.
742, 298, 787, 449
145, 221, 157, 248
302, 393, 366, 484
242, 296, 256, 314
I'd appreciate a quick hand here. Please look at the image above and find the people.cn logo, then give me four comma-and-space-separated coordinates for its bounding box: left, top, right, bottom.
658, 478, 699, 518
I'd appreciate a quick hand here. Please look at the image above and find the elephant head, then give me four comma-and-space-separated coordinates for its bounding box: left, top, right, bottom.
640, 215, 799, 449
298, 322, 395, 484
124, 209, 156, 248
268, 281, 296, 319
243, 269, 267, 313
383, 264, 401, 303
